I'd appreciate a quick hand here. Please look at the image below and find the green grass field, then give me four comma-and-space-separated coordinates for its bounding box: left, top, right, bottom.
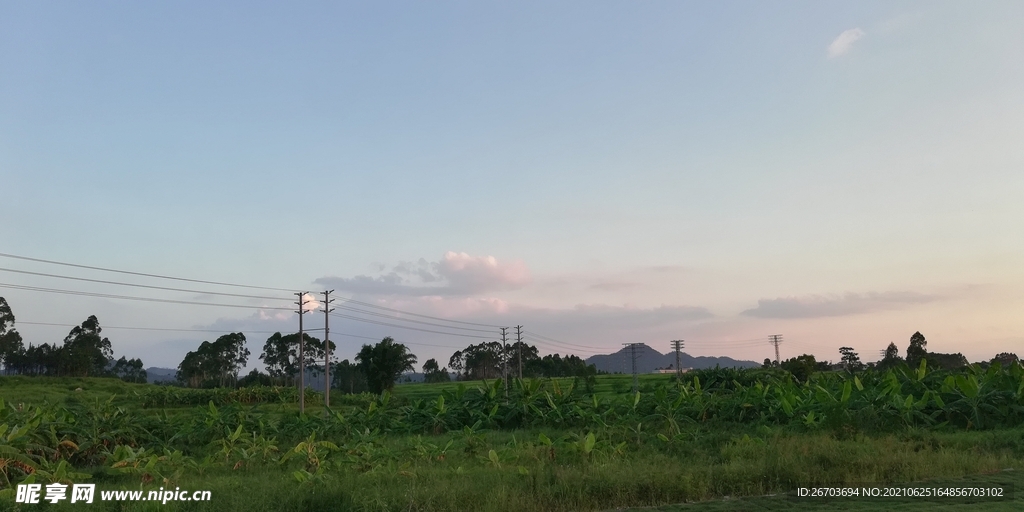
2, 373, 1022, 511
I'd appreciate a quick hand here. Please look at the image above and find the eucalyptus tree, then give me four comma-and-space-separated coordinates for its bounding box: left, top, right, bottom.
177, 332, 250, 388
60, 315, 113, 377
0, 297, 24, 374
356, 337, 417, 393
260, 332, 334, 386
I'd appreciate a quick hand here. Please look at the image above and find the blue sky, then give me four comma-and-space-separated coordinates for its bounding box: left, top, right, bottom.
2, 1, 1022, 370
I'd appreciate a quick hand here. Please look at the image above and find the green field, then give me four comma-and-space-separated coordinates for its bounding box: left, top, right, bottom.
2, 364, 1022, 511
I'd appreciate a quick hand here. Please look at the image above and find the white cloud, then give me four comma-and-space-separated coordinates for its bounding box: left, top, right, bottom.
828, 28, 865, 58
301, 293, 321, 312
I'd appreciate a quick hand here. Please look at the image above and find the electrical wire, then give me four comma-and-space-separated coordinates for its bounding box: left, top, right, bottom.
0, 282, 293, 311
0, 251, 295, 292
331, 304, 495, 333
17, 321, 282, 334
521, 335, 606, 355
522, 330, 602, 351
336, 297, 503, 328
328, 312, 492, 339
0, 251, 504, 330
16, 320, 463, 350
0, 267, 293, 302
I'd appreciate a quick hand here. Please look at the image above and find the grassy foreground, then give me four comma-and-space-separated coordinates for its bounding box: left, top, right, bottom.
2, 372, 1022, 511
4, 422, 1022, 511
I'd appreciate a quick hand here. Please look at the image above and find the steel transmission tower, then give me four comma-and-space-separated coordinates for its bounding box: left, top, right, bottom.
671, 340, 685, 380
769, 334, 783, 366
623, 343, 643, 393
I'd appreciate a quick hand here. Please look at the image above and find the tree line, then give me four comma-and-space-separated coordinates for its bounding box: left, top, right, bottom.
179, 330, 601, 396
765, 331, 1018, 382
0, 297, 146, 382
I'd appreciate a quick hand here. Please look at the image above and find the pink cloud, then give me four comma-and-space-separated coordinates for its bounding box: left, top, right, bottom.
436, 251, 530, 293
315, 251, 530, 296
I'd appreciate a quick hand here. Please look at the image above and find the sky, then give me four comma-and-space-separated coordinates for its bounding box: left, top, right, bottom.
2, 1, 1022, 371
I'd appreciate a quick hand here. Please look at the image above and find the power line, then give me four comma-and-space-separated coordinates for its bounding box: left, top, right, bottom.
522, 330, 600, 351
17, 321, 281, 334
0, 252, 295, 292
16, 320, 464, 349
0, 267, 292, 302
331, 332, 463, 349
328, 312, 492, 338
521, 336, 605, 355
336, 297, 503, 328
0, 282, 293, 311
0, 251, 504, 330
331, 303, 494, 333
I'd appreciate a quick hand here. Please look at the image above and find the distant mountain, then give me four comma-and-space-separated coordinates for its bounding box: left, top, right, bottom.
585, 344, 759, 374
145, 367, 177, 383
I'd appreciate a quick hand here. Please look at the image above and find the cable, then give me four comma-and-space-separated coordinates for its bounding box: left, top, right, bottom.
0, 252, 294, 292
329, 312, 492, 339
331, 303, 495, 333
17, 321, 282, 334
0, 267, 293, 302
16, 320, 464, 350
0, 282, 293, 311
522, 330, 601, 351
521, 336, 606, 355
336, 297, 503, 328
332, 332, 463, 349
0, 251, 504, 330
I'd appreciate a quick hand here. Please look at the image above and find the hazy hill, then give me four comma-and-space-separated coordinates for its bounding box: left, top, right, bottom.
585, 344, 759, 373
145, 367, 177, 383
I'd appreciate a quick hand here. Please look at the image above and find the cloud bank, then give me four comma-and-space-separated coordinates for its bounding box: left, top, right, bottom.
741, 291, 937, 319
315, 252, 530, 297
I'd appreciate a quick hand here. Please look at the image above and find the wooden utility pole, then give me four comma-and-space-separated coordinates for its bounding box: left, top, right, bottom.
295, 292, 310, 414
322, 290, 335, 411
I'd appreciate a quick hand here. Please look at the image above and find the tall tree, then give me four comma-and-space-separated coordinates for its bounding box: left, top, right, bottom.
259, 332, 332, 385
781, 354, 817, 382
331, 359, 368, 394
177, 333, 249, 388
906, 331, 928, 368
992, 352, 1019, 367
448, 342, 504, 380
112, 356, 147, 383
422, 358, 450, 383
356, 337, 417, 394
61, 316, 113, 377
838, 347, 862, 372
876, 342, 903, 370
0, 297, 24, 374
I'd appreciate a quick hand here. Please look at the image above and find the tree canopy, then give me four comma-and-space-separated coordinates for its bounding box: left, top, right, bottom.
60, 315, 113, 377
177, 333, 249, 388
906, 331, 928, 367
259, 332, 335, 385
422, 358, 450, 383
356, 337, 417, 394
0, 297, 24, 373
